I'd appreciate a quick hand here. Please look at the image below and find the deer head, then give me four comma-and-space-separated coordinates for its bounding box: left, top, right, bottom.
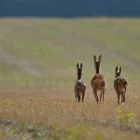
93, 55, 102, 74
115, 66, 121, 78
76, 63, 83, 80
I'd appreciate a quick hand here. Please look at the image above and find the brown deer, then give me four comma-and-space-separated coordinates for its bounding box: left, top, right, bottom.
114, 66, 128, 104
74, 63, 86, 102
91, 55, 106, 104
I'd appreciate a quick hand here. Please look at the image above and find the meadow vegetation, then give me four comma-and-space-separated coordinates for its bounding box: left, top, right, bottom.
0, 18, 140, 139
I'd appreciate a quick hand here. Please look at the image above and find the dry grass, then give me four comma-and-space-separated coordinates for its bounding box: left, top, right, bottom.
0, 87, 140, 139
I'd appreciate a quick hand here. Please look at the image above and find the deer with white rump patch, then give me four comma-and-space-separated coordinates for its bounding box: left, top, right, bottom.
74, 63, 86, 102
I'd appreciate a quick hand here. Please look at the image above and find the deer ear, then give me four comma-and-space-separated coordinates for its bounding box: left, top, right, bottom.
119, 66, 122, 73
76, 63, 79, 69
98, 55, 102, 63
93, 55, 97, 63
80, 63, 83, 70
115, 66, 118, 73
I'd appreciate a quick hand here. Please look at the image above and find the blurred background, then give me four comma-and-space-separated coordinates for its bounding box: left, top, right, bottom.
0, 0, 140, 91
1, 0, 140, 17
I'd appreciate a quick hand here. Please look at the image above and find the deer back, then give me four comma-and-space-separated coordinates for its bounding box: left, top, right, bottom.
114, 66, 127, 92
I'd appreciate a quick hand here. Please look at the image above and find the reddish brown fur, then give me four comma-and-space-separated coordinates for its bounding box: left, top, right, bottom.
114, 66, 128, 104
91, 55, 106, 104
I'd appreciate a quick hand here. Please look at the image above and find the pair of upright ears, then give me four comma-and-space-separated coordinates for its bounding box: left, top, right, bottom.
93, 55, 102, 63
93, 55, 122, 74
76, 55, 102, 69
115, 66, 122, 73
76, 63, 83, 69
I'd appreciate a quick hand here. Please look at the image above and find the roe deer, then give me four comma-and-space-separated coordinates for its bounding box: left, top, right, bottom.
91, 55, 106, 104
74, 63, 86, 102
114, 66, 128, 104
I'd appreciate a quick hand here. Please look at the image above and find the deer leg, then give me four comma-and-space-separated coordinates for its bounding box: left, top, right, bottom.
121, 93, 125, 103
121, 93, 123, 103
102, 93, 104, 103
75, 91, 77, 102
75, 90, 80, 102
75, 93, 77, 102
93, 89, 99, 104
122, 92, 125, 102
78, 95, 80, 102
78, 92, 81, 102
99, 91, 102, 103
82, 91, 85, 102
75, 93, 78, 102
102, 90, 105, 103
117, 93, 120, 104
75, 97, 77, 102
123, 92, 125, 102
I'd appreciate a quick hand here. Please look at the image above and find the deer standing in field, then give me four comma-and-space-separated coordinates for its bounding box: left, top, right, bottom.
74, 63, 86, 102
114, 66, 128, 104
91, 55, 106, 104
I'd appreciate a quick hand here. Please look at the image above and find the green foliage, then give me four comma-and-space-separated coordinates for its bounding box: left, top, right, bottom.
116, 107, 136, 123
0, 119, 102, 140
65, 124, 89, 140
94, 133, 103, 140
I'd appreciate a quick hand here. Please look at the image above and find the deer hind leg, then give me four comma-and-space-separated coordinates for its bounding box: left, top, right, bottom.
77, 91, 81, 102
121, 92, 125, 103
117, 93, 120, 104
102, 89, 105, 103
93, 88, 99, 104
75, 89, 79, 102
123, 92, 126, 102
75, 92, 77, 102
82, 90, 85, 102
99, 91, 102, 103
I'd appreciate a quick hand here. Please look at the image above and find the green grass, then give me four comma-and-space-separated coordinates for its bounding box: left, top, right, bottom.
0, 18, 140, 89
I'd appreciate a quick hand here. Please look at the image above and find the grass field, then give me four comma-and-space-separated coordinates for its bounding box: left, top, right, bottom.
0, 18, 140, 139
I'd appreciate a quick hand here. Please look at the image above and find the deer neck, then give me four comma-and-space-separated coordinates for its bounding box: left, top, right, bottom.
95, 62, 100, 74
115, 76, 121, 80
77, 77, 82, 81
77, 69, 82, 80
